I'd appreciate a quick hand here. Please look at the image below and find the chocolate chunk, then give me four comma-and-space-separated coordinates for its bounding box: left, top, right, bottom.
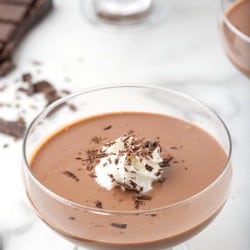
111, 223, 127, 229
0, 117, 26, 139
0, 0, 53, 76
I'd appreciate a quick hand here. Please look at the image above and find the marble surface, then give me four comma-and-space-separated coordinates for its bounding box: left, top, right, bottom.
0, 0, 249, 249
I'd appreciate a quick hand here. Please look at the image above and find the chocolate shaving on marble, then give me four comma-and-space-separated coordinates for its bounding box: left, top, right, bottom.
0, 117, 26, 139
0, 0, 53, 77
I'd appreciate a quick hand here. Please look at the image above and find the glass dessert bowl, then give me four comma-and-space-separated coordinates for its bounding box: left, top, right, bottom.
22, 84, 232, 250
218, 0, 250, 77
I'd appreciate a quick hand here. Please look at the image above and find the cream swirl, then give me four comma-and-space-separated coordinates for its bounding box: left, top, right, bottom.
95, 135, 169, 193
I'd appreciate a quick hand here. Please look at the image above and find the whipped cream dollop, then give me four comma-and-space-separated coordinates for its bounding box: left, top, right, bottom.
95, 135, 167, 193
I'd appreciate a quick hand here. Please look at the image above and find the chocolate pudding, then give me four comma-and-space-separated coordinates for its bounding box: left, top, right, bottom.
26, 112, 232, 249
221, 0, 250, 76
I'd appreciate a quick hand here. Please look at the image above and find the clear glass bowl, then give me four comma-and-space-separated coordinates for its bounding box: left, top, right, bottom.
219, 0, 250, 77
79, 0, 169, 31
22, 84, 232, 250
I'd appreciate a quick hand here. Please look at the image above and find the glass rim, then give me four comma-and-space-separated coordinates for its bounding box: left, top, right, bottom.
220, 0, 250, 43
22, 83, 232, 215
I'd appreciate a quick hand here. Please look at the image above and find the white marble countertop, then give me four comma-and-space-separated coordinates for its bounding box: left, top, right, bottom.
0, 0, 249, 249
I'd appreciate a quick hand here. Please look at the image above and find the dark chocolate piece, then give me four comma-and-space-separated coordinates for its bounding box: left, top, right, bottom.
0, 3, 27, 23
0, 117, 26, 139
0, 23, 15, 41
0, 0, 34, 4
0, 0, 53, 76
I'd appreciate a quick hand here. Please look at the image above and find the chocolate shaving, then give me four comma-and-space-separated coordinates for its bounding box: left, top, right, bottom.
68, 216, 75, 220
0, 117, 26, 139
95, 200, 103, 209
62, 171, 79, 182
68, 103, 77, 112
134, 199, 143, 209
145, 164, 153, 171
155, 170, 162, 177
103, 125, 112, 130
91, 136, 103, 144
89, 173, 97, 178
111, 223, 127, 229
18, 77, 73, 109
133, 194, 152, 209
22, 73, 32, 83
134, 195, 152, 201
129, 180, 137, 189
159, 156, 174, 168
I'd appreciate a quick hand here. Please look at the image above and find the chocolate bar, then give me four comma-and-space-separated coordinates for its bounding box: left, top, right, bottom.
0, 0, 53, 76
